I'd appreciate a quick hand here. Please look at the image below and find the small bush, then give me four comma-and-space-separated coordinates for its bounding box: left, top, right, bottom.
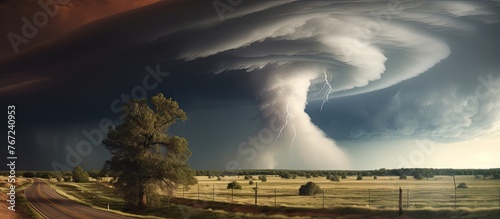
217, 177, 222, 181
227, 181, 242, 190
413, 173, 424, 180
356, 175, 363, 180
249, 180, 254, 185
457, 182, 468, 188
63, 176, 71, 182
259, 175, 267, 182
341, 174, 347, 179
373, 176, 377, 180
298, 181, 322, 196
244, 175, 252, 180
330, 175, 340, 182
399, 175, 407, 180
22, 171, 35, 178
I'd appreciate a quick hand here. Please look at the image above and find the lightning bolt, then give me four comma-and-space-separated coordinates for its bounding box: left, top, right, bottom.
320, 71, 333, 112
290, 125, 296, 159
276, 99, 290, 139
275, 98, 296, 159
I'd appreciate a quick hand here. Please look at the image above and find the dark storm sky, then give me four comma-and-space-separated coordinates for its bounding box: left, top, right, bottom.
1, 0, 500, 171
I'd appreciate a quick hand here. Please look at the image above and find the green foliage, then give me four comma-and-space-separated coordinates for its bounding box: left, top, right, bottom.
356, 175, 363, 180
88, 169, 101, 178
298, 181, 322, 196
258, 175, 267, 182
72, 166, 89, 182
305, 173, 312, 178
63, 176, 72, 182
227, 181, 242, 190
457, 182, 468, 188
399, 174, 407, 180
413, 172, 424, 180
330, 175, 340, 182
102, 93, 196, 210
22, 171, 35, 178
341, 174, 347, 179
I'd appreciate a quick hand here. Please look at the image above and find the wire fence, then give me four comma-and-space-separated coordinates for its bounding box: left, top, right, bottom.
176, 185, 500, 209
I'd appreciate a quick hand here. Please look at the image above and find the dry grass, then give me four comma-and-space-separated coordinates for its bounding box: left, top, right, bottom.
175, 175, 500, 209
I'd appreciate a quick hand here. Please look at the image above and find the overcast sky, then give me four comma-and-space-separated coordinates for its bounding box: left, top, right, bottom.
1, 0, 500, 171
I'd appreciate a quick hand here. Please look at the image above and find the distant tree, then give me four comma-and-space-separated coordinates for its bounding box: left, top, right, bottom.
63, 176, 72, 182
341, 174, 347, 179
330, 175, 340, 182
260, 175, 267, 182
494, 174, 500, 179
305, 173, 312, 179
227, 181, 242, 190
457, 182, 468, 188
249, 180, 254, 185
356, 175, 363, 180
373, 176, 377, 180
244, 175, 252, 180
22, 171, 35, 178
399, 174, 407, 180
72, 166, 89, 182
280, 172, 292, 179
55, 172, 63, 182
102, 94, 197, 209
413, 173, 424, 180
88, 170, 100, 178
298, 182, 322, 196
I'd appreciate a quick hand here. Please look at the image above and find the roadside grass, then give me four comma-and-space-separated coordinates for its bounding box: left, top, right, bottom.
0, 176, 43, 219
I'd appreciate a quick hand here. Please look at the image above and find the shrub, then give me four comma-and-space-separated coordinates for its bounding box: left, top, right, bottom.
227, 181, 242, 190
341, 174, 347, 179
298, 182, 322, 196
63, 176, 71, 182
457, 182, 468, 188
356, 175, 363, 180
244, 175, 252, 180
249, 180, 254, 185
413, 173, 424, 180
72, 166, 89, 183
399, 175, 407, 180
22, 171, 35, 178
373, 176, 377, 180
330, 175, 340, 182
217, 177, 222, 181
260, 175, 267, 182
305, 173, 312, 178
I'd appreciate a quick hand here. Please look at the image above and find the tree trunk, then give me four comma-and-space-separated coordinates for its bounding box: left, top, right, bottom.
139, 189, 147, 209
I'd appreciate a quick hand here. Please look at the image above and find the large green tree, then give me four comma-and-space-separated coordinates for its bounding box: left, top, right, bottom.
103, 93, 196, 209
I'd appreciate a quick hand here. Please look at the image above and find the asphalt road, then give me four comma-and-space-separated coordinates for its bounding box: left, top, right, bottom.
25, 179, 134, 219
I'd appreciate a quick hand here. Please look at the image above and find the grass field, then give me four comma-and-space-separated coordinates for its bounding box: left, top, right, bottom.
43, 175, 500, 218
175, 175, 500, 209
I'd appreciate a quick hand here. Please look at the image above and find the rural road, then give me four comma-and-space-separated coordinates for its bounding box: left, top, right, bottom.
25, 179, 134, 219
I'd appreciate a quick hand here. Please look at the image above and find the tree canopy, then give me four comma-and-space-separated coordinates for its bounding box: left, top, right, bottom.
103, 93, 196, 209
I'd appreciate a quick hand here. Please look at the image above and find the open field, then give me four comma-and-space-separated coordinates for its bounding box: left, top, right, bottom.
175, 175, 500, 209
42, 175, 500, 218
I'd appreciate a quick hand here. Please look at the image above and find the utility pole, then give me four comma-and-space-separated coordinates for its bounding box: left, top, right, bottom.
322, 189, 325, 209
452, 175, 457, 209
368, 189, 370, 208
274, 188, 277, 207
399, 187, 403, 216
254, 182, 258, 206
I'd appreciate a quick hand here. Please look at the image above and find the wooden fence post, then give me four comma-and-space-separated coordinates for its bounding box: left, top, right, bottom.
399, 187, 403, 216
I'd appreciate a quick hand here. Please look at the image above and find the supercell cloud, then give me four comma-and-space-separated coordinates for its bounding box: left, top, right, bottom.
1, 0, 499, 170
